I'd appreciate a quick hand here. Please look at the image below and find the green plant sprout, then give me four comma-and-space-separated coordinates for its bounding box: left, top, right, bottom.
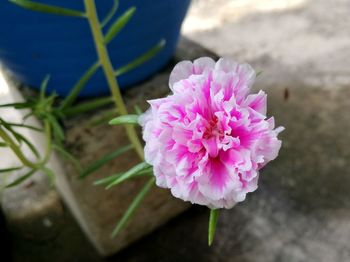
3, 0, 220, 245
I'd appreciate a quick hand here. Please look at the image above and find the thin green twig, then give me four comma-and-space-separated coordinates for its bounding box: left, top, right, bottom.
84, 0, 144, 160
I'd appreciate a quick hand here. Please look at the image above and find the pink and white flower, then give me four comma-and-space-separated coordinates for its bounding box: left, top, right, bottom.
140, 57, 283, 209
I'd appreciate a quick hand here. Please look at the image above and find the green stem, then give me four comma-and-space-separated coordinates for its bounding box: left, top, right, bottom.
208, 209, 220, 246
84, 0, 144, 160
60, 61, 100, 110
39, 119, 52, 165
0, 119, 51, 170
111, 177, 155, 237
0, 126, 37, 169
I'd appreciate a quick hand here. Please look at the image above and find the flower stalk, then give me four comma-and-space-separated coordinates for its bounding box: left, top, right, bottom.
208, 209, 219, 246
84, 0, 144, 160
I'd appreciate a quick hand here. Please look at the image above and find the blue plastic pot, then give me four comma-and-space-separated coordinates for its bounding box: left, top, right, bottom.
0, 0, 190, 97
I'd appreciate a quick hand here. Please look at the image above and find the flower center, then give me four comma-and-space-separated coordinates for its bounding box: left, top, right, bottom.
202, 116, 223, 139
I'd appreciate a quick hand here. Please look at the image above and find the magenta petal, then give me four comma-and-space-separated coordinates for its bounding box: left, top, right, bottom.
198, 157, 236, 201
245, 90, 267, 115
202, 137, 219, 158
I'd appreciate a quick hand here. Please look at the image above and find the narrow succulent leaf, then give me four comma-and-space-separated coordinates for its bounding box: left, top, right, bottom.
60, 61, 100, 110
88, 108, 119, 127
9, 0, 86, 17
0, 166, 23, 173
101, 0, 119, 28
1, 120, 20, 143
208, 209, 220, 246
135, 167, 153, 177
104, 7, 136, 45
47, 115, 65, 143
52, 144, 82, 172
97, 170, 152, 186
62, 97, 113, 117
39, 92, 56, 111
134, 105, 143, 115
106, 162, 151, 189
80, 144, 133, 178
0, 102, 33, 109
115, 39, 165, 76
111, 177, 155, 237
93, 173, 122, 186
109, 115, 139, 126
23, 112, 34, 121
39, 75, 50, 100
256, 70, 263, 77
0, 118, 38, 134
5, 122, 42, 132
0, 142, 7, 147
53, 109, 65, 120
96, 167, 152, 187
2, 123, 40, 158
6, 169, 36, 187
17, 133, 41, 158
41, 166, 55, 186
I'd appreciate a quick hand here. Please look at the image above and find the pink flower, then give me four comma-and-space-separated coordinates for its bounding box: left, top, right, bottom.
140, 57, 283, 209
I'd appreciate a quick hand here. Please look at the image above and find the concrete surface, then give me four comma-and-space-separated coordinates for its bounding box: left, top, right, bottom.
183, 0, 350, 90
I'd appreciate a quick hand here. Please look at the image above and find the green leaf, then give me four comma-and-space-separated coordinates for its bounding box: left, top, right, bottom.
41, 166, 55, 186
101, 0, 119, 28
94, 167, 152, 186
109, 115, 139, 126
106, 162, 150, 189
40, 75, 50, 100
104, 7, 136, 45
47, 115, 65, 143
62, 97, 113, 117
93, 173, 122, 186
52, 144, 82, 172
23, 112, 34, 121
2, 123, 40, 158
256, 70, 263, 77
0, 102, 33, 109
4, 122, 42, 132
1, 120, 19, 142
0, 142, 8, 147
208, 209, 220, 246
99, 167, 153, 186
9, 0, 86, 17
60, 61, 100, 110
115, 39, 165, 76
135, 167, 153, 177
0, 166, 23, 173
18, 133, 40, 158
111, 177, 155, 237
80, 144, 133, 178
6, 169, 36, 188
37, 92, 56, 114
88, 108, 119, 127
134, 105, 143, 115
